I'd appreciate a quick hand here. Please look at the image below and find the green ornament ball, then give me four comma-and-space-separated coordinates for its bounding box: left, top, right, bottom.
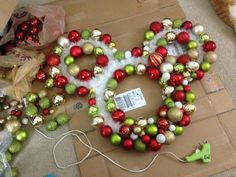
110, 133, 122, 145
8, 140, 22, 154
174, 63, 185, 73
185, 92, 196, 103
65, 83, 76, 95
167, 107, 183, 123
15, 129, 28, 142
124, 64, 135, 75
201, 61, 211, 72
176, 85, 184, 91
45, 78, 54, 88
53, 45, 63, 55
106, 78, 118, 90
25, 92, 38, 103
88, 106, 99, 118
164, 97, 175, 108
56, 113, 70, 125
81, 29, 91, 39
5, 151, 13, 162
156, 38, 167, 46
64, 55, 75, 65
94, 47, 104, 56
199, 33, 210, 43
173, 19, 182, 28
123, 117, 135, 126
46, 120, 58, 131
25, 104, 38, 117
134, 139, 146, 152
11, 167, 19, 177
187, 40, 198, 49
105, 100, 116, 112
144, 30, 155, 41
146, 124, 158, 136
174, 126, 184, 136
114, 51, 125, 61
39, 97, 51, 109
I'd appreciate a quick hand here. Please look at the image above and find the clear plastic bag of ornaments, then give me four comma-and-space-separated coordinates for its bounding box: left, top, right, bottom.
0, 4, 65, 49
0, 129, 13, 177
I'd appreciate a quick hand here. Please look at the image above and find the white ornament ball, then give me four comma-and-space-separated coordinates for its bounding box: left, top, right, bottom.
125, 51, 132, 59
130, 133, 138, 140
147, 117, 155, 124
162, 72, 171, 81
192, 24, 204, 35
22, 118, 29, 125
156, 134, 166, 143
160, 63, 173, 73
175, 101, 183, 108
182, 79, 188, 86
169, 125, 176, 132
57, 36, 70, 48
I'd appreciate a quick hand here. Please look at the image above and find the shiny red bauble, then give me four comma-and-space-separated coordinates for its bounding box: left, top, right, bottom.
172, 91, 185, 101
29, 26, 39, 35
78, 69, 93, 81
155, 46, 167, 58
157, 118, 169, 130
203, 41, 216, 52
20, 21, 29, 31
88, 98, 96, 106
182, 21, 193, 30
42, 109, 50, 116
29, 17, 39, 26
149, 139, 161, 151
119, 125, 131, 137
176, 32, 190, 44
178, 114, 191, 126
131, 47, 142, 57
177, 54, 191, 65
141, 135, 151, 144
101, 34, 112, 44
15, 30, 25, 40
158, 129, 165, 134
96, 54, 109, 67
36, 70, 47, 82
68, 30, 81, 42
100, 125, 113, 137
112, 109, 125, 122
46, 53, 60, 66
76, 86, 89, 97
184, 85, 191, 92
148, 53, 163, 68
169, 73, 184, 86
122, 139, 133, 150
70, 46, 83, 58
113, 69, 126, 82
147, 67, 160, 80
150, 21, 163, 33
54, 75, 68, 88
196, 70, 204, 80
26, 34, 35, 42
11, 109, 22, 117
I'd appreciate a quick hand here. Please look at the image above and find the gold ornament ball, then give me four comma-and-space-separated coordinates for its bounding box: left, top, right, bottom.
164, 131, 175, 144
82, 42, 94, 55
187, 49, 199, 60
165, 31, 176, 43
165, 55, 176, 65
67, 64, 80, 76
136, 63, 146, 75
5, 120, 21, 133
204, 51, 217, 64
167, 107, 183, 123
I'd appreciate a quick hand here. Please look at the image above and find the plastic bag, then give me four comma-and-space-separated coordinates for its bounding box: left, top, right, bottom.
0, 129, 13, 177
0, 4, 65, 49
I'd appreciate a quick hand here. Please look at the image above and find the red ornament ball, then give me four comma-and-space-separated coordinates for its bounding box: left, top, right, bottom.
172, 91, 185, 101
78, 69, 93, 81
42, 109, 50, 116
182, 21, 193, 30
122, 139, 133, 150
131, 47, 142, 57
119, 125, 131, 137
157, 106, 168, 117
176, 32, 190, 44
68, 30, 81, 42
29, 26, 39, 35
147, 67, 160, 80
100, 125, 113, 137
195, 70, 204, 80
148, 53, 163, 67
184, 85, 191, 92
20, 21, 29, 31
113, 69, 126, 82
169, 73, 184, 86
47, 53, 60, 66
149, 139, 161, 151
150, 21, 163, 33
177, 54, 191, 65
29, 17, 39, 26
36, 70, 47, 82
76, 86, 89, 97
141, 135, 151, 144
15, 30, 25, 40
101, 34, 112, 44
11, 109, 22, 117
70, 46, 83, 58
54, 75, 68, 88
157, 118, 169, 130
112, 109, 125, 122
203, 41, 216, 52
178, 114, 191, 126
158, 129, 165, 134
155, 46, 168, 58
96, 54, 109, 67
88, 98, 96, 106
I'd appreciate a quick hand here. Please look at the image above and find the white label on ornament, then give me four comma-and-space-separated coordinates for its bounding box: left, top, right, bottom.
114, 88, 147, 112
167, 43, 187, 56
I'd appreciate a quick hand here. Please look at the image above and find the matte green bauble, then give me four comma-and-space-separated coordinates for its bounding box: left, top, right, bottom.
156, 38, 167, 46
185, 92, 196, 103
165, 55, 176, 65
39, 97, 51, 109
146, 124, 158, 136
11, 167, 19, 177
81, 29, 91, 39
200, 61, 211, 72
53, 45, 63, 55
164, 97, 175, 108
144, 30, 155, 41
46, 120, 58, 131
123, 117, 135, 126
110, 133, 122, 145
88, 106, 99, 118
187, 40, 198, 49
114, 51, 125, 61
105, 100, 116, 112
5, 151, 13, 162
124, 64, 135, 75
65, 83, 76, 94
56, 113, 70, 125
64, 55, 75, 65
25, 104, 38, 117
167, 107, 183, 123
134, 139, 146, 152
8, 141, 22, 154
176, 85, 184, 91
173, 19, 182, 28
106, 78, 118, 90
174, 126, 184, 136
25, 92, 38, 103
15, 129, 28, 142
